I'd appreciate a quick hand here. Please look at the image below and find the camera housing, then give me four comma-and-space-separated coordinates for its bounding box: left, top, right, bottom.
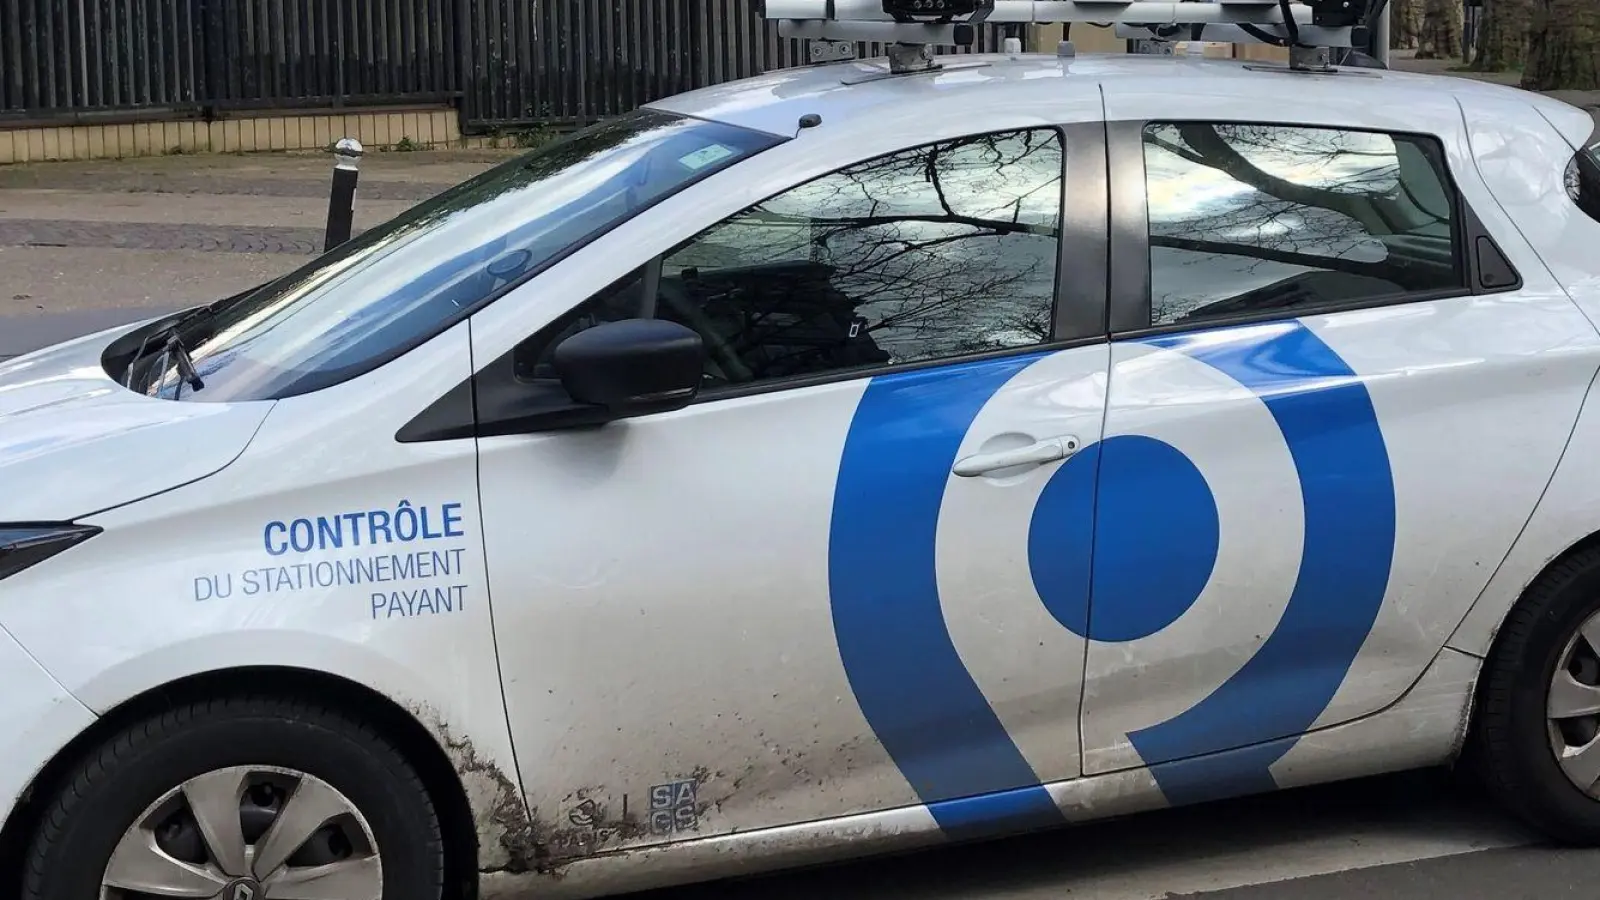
882, 0, 994, 23
1307, 0, 1371, 28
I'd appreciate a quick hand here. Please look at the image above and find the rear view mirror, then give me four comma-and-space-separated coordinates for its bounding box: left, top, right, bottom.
554, 319, 706, 420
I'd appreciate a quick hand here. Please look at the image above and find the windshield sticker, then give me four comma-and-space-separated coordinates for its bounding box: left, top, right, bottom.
192, 500, 474, 621
679, 144, 736, 171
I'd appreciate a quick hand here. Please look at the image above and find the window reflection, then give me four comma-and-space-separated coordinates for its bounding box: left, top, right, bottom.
146, 110, 781, 402
1144, 123, 1462, 326
526, 128, 1065, 389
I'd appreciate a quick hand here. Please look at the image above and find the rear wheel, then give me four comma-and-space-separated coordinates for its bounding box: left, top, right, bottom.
22, 695, 444, 900
1474, 547, 1600, 843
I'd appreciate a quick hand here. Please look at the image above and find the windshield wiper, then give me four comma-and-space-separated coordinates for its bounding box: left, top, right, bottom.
165, 331, 205, 396
123, 304, 214, 394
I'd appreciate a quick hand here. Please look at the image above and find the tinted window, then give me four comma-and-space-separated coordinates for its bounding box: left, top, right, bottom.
519, 128, 1065, 389
1143, 122, 1465, 328
137, 109, 782, 402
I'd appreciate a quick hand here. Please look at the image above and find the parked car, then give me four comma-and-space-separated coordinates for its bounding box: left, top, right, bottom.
3, 46, 1600, 900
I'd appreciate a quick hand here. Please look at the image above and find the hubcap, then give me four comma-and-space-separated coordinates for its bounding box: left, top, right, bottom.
100, 766, 382, 900
1548, 612, 1600, 797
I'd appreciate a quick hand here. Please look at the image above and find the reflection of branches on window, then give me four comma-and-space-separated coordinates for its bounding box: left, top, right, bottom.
794, 133, 1062, 272
1147, 123, 1400, 234
921, 130, 1063, 223
794, 131, 1063, 224
1151, 190, 1385, 264
1152, 234, 1398, 277
1145, 125, 1402, 269
722, 220, 1050, 359
1141, 122, 1466, 327
1179, 124, 1402, 196
905, 268, 1056, 358
660, 130, 1065, 379
1156, 195, 1348, 244
725, 257, 1047, 378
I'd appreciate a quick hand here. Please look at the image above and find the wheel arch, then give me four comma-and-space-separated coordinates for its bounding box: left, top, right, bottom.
1456, 529, 1600, 747
1452, 525, 1600, 657
0, 665, 484, 900
1484, 530, 1600, 654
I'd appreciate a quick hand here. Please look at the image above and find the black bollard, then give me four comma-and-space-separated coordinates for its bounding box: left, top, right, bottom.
323, 137, 364, 252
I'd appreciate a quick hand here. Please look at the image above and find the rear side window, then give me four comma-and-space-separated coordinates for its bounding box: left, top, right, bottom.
1142, 122, 1466, 328
1567, 113, 1600, 223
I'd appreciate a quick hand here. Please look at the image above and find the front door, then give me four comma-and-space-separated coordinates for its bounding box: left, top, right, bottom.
1079, 93, 1600, 803
473, 121, 1115, 860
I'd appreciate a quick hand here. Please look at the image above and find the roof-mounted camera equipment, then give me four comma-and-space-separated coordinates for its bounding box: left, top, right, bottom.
762, 0, 1377, 75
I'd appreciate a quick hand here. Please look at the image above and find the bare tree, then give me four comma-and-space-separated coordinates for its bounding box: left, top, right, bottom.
1472, 0, 1534, 70
1417, 0, 1465, 58
1391, 0, 1425, 49
1522, 0, 1600, 90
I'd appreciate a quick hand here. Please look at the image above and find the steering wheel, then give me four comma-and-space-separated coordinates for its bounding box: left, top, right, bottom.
654, 278, 754, 385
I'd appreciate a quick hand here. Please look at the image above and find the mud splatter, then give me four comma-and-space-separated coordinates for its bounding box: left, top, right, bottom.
407, 705, 552, 876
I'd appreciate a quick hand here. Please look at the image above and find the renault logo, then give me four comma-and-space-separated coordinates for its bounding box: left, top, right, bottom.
227, 879, 261, 900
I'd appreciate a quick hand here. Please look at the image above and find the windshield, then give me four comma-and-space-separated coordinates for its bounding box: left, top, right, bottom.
134, 109, 782, 402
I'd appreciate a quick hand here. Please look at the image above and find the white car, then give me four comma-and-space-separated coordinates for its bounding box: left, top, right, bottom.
3, 47, 1600, 900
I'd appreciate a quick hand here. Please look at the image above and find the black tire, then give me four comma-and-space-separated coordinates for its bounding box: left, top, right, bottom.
1473, 546, 1600, 844
22, 694, 445, 900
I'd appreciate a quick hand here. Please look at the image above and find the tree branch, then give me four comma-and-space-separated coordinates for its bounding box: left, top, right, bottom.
1166, 124, 1392, 232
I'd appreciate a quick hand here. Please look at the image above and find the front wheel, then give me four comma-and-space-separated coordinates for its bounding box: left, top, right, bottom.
22, 695, 445, 900
1473, 547, 1600, 844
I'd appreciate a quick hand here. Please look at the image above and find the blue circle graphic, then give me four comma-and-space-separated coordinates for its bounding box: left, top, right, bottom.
1029, 435, 1221, 643
826, 320, 1396, 827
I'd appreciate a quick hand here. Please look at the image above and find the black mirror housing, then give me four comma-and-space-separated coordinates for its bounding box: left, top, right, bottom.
554, 319, 706, 419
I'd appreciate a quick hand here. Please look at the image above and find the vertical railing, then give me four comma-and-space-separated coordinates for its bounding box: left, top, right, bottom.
2, 0, 205, 119
203, 0, 458, 109
2, 0, 1007, 129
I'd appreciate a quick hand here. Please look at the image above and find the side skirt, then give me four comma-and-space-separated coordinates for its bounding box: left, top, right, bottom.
483, 648, 1481, 900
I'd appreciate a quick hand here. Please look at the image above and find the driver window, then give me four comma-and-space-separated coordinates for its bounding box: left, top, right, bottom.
514, 127, 1066, 390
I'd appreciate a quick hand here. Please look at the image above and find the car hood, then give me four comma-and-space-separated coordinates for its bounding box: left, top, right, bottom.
0, 323, 274, 521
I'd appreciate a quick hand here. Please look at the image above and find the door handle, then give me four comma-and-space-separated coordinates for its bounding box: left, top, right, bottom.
953, 436, 1081, 478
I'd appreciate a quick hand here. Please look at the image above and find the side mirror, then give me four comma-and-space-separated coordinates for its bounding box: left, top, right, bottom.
553, 319, 706, 420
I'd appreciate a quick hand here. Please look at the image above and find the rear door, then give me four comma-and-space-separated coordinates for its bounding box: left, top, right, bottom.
1080, 80, 1600, 801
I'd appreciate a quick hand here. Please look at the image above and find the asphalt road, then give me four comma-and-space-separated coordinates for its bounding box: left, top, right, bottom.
5, 151, 1600, 898
623, 770, 1580, 900
0, 306, 175, 361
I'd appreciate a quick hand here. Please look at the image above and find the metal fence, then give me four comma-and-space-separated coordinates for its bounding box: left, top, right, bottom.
1, 0, 1008, 131
1, 0, 459, 123
459, 0, 1010, 127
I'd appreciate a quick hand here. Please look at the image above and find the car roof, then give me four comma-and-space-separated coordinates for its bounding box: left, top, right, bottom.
648, 52, 1592, 145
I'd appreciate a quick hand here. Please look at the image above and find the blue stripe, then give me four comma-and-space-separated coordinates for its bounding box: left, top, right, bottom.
1147, 739, 1296, 807
926, 785, 1075, 843
1131, 322, 1397, 786
829, 353, 1065, 833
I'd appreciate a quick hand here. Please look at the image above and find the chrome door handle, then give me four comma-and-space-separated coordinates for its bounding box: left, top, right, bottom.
953, 436, 1081, 478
